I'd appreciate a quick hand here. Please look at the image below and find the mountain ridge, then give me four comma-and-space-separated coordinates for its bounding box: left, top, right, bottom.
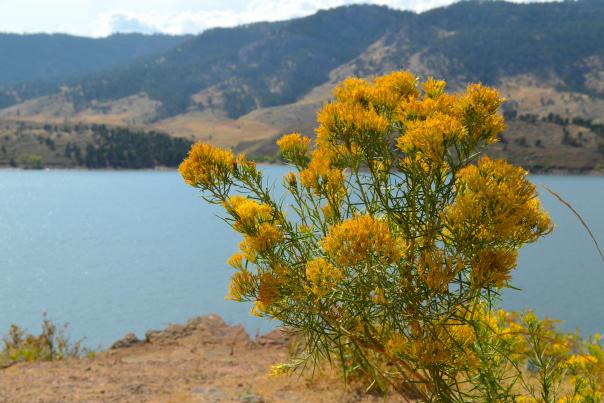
1, 1, 604, 171
0, 33, 189, 90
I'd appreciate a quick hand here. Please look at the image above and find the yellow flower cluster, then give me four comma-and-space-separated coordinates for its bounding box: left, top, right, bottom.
179, 142, 235, 188
238, 238, 258, 263
224, 195, 273, 232
269, 363, 290, 377
299, 147, 346, 199
299, 147, 332, 186
457, 83, 506, 145
518, 310, 574, 359
245, 223, 283, 253
234, 225, 283, 260
315, 72, 420, 155
566, 354, 598, 369
297, 71, 504, 201
398, 90, 458, 122
226, 269, 255, 301
395, 80, 504, 169
229, 256, 284, 316
399, 82, 505, 150
305, 257, 343, 298
333, 72, 419, 111
333, 77, 374, 106
470, 248, 518, 289
469, 308, 528, 364
410, 337, 459, 367
417, 249, 463, 293
227, 252, 245, 270
563, 334, 604, 401
258, 272, 281, 307
276, 132, 310, 161
397, 112, 465, 162
321, 215, 407, 267
284, 171, 297, 188
224, 196, 283, 255
422, 77, 447, 99
559, 393, 603, 403
371, 71, 420, 110
444, 156, 553, 247
297, 72, 416, 187
315, 102, 390, 150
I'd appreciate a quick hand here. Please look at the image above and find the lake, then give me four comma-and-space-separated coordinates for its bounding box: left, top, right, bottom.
0, 167, 602, 348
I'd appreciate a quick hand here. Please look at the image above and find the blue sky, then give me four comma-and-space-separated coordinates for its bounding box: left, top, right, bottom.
0, 0, 556, 37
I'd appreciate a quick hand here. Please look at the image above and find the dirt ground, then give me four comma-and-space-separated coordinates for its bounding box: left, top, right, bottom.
0, 315, 403, 402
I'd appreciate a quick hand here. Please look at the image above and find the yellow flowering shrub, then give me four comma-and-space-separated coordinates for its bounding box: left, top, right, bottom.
179, 71, 602, 401
276, 132, 310, 165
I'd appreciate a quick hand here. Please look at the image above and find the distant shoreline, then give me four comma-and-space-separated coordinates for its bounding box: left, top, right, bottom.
0, 164, 602, 177
0, 166, 178, 172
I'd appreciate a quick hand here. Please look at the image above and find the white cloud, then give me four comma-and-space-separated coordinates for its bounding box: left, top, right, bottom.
100, 14, 158, 35
91, 1, 436, 37
88, 0, 558, 37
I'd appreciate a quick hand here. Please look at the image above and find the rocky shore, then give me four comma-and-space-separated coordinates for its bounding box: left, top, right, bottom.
0, 315, 399, 402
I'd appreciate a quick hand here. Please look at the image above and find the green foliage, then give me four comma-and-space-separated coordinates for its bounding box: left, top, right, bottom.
82, 125, 192, 168
64, 142, 83, 164
1, 315, 86, 366
0, 122, 193, 169
562, 128, 582, 147
17, 153, 43, 169
222, 87, 260, 120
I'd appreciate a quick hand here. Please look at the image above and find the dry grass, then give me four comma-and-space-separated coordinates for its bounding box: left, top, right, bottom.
0, 315, 403, 402
153, 111, 280, 148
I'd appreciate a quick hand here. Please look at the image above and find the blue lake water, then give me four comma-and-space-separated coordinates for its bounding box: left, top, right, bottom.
0, 167, 602, 348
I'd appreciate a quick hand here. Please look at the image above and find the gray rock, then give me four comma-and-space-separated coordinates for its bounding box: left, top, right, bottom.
110, 332, 142, 349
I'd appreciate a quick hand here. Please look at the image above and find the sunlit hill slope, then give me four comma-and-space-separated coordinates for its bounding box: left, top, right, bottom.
1, 1, 604, 171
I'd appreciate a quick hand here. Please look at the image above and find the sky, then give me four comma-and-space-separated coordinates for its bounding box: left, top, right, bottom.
0, 0, 557, 38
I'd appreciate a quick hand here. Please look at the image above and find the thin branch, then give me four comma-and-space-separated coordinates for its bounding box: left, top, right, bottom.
543, 185, 604, 266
